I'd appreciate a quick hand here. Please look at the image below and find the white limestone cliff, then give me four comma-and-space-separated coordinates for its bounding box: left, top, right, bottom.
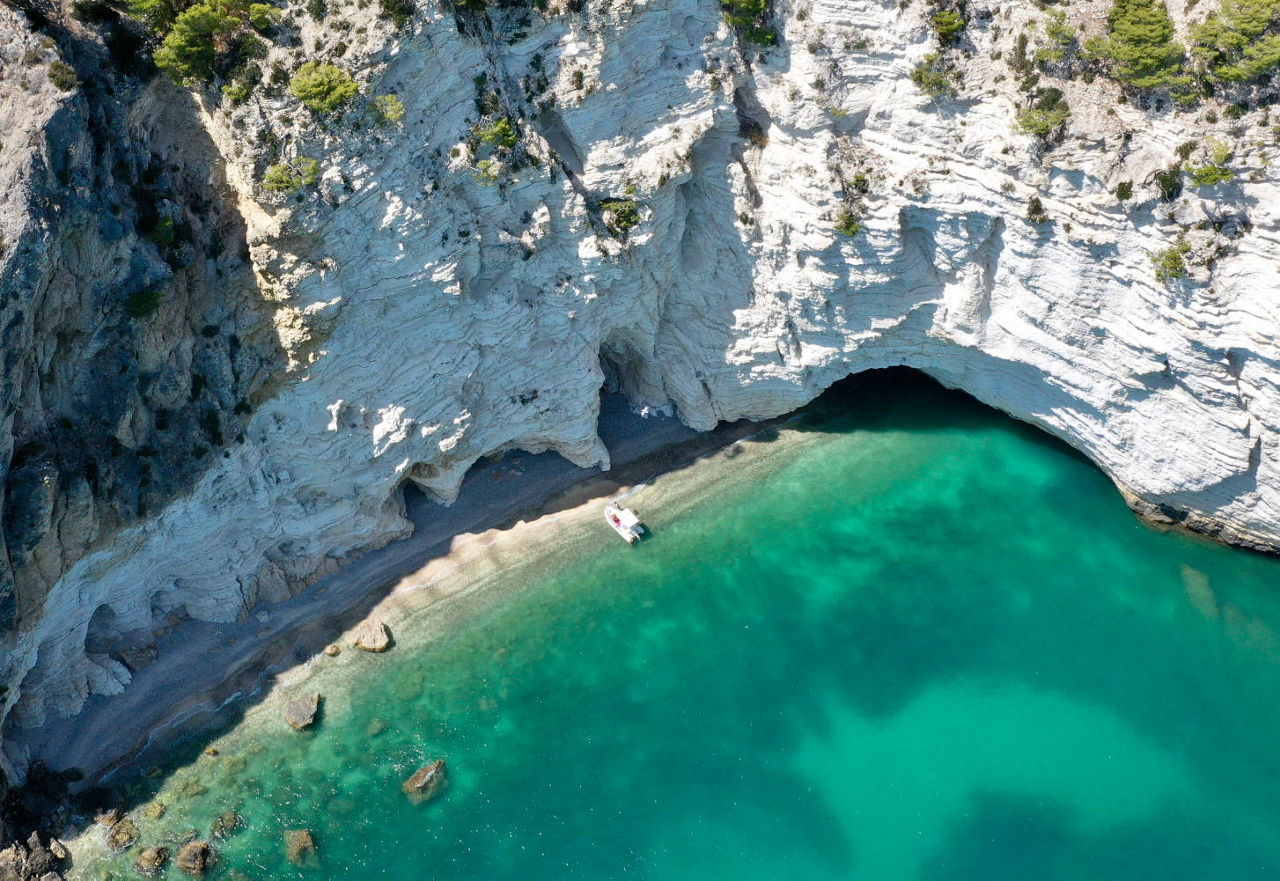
4, 0, 1279, 770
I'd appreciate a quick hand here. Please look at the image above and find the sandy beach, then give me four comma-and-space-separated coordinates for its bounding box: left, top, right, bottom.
20, 394, 783, 783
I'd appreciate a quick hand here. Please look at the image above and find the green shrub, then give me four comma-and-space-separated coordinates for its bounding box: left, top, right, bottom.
1151, 238, 1190, 282
48, 61, 78, 91
1115, 180, 1134, 200
931, 9, 965, 44
835, 207, 861, 237
910, 53, 957, 98
378, 0, 415, 28
472, 116, 517, 149
720, 0, 776, 45
1187, 162, 1234, 185
248, 2, 281, 30
289, 62, 358, 113
124, 287, 163, 318
1035, 9, 1077, 66
1026, 195, 1049, 224
223, 79, 252, 104
1154, 166, 1182, 200
600, 198, 640, 236
372, 93, 404, 125
153, 0, 241, 82
1016, 87, 1070, 139
306, 0, 326, 19
262, 157, 321, 193
1088, 0, 1186, 89
1192, 0, 1280, 83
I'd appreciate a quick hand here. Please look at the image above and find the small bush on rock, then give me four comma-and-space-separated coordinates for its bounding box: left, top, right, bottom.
289, 62, 358, 113
262, 157, 321, 193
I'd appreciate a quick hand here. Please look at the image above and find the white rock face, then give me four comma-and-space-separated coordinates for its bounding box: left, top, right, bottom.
6, 0, 1280, 763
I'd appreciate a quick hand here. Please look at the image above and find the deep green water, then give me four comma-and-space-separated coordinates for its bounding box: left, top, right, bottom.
78, 375, 1280, 879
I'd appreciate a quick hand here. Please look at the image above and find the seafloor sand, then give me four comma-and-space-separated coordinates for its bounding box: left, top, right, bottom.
19, 394, 785, 782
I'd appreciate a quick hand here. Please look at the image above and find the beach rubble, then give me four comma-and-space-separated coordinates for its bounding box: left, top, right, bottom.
352, 619, 391, 652
284, 693, 321, 730
402, 759, 447, 805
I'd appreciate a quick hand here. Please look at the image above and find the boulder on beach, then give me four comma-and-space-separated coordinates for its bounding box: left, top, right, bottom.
135, 845, 170, 875
402, 759, 447, 805
105, 816, 140, 852
175, 840, 212, 874
285, 692, 321, 730
352, 619, 390, 652
284, 829, 318, 867
211, 809, 241, 839
95, 808, 121, 827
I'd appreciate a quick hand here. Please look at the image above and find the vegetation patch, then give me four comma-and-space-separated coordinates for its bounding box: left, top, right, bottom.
931, 9, 965, 45
1115, 180, 1134, 200
372, 93, 405, 125
910, 53, 958, 99
720, 0, 777, 46
48, 61, 79, 91
1026, 195, 1049, 224
472, 116, 517, 150
600, 198, 640, 236
1085, 0, 1186, 89
1192, 0, 1280, 84
835, 207, 862, 237
262, 157, 321, 193
124, 286, 163, 318
1016, 86, 1070, 141
289, 62, 358, 113
1151, 237, 1190, 283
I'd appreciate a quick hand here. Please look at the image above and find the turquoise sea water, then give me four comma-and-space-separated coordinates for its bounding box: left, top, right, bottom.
74, 374, 1280, 879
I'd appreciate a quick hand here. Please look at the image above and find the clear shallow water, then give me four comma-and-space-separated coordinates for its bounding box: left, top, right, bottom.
76, 374, 1280, 879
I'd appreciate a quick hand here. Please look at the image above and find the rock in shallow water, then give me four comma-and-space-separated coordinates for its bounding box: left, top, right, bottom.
211, 809, 241, 839
402, 759, 447, 805
135, 845, 169, 875
175, 840, 211, 874
352, 619, 390, 652
105, 817, 139, 852
285, 692, 321, 730
284, 829, 317, 867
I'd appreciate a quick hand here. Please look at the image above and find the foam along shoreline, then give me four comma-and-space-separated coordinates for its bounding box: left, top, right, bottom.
16, 393, 791, 785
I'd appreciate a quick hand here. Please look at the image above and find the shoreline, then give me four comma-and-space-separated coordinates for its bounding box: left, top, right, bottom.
18, 394, 786, 785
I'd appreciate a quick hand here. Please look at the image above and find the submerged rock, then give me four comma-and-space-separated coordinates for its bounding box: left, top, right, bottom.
135, 845, 170, 875
211, 809, 241, 839
175, 840, 211, 874
402, 759, 447, 805
95, 808, 121, 828
284, 829, 317, 867
323, 644, 341, 657
352, 619, 390, 653
285, 693, 321, 730
143, 801, 166, 820
105, 816, 139, 852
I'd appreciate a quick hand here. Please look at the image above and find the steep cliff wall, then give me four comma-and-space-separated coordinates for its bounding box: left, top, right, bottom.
2, 0, 1278, 773
0, 1, 282, 776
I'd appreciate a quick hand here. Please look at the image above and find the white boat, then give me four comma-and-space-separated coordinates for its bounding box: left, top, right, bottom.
604, 504, 645, 544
